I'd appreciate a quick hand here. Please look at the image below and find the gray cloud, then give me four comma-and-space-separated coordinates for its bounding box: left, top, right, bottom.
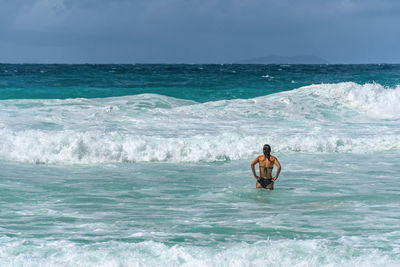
0, 0, 399, 63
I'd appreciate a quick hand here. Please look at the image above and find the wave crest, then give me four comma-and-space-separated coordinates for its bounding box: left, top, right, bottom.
290, 82, 400, 119
1, 129, 399, 164
1, 82, 400, 164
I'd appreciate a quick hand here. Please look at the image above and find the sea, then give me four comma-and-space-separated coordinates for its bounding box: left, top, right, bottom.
0, 64, 399, 266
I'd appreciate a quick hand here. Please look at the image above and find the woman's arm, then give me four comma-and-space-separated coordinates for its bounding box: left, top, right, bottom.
250, 156, 260, 180
272, 157, 281, 181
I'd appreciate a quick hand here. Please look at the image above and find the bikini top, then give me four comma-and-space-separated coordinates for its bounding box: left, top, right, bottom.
262, 166, 273, 170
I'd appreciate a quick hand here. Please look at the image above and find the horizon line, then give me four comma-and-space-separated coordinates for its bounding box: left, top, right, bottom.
1, 62, 400, 65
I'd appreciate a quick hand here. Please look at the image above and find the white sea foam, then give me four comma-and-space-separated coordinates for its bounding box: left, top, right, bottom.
289, 82, 400, 119
1, 128, 399, 164
0, 82, 399, 164
0, 238, 399, 267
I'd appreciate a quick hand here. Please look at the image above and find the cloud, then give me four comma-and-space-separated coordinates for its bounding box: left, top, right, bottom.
1, 0, 400, 63
12, 0, 69, 30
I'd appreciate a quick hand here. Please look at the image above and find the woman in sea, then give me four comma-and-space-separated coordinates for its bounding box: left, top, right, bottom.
251, 144, 281, 190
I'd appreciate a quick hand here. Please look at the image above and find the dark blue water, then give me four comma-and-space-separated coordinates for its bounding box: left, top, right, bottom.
1, 64, 400, 101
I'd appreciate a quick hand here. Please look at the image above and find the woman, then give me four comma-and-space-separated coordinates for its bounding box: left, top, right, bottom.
250, 144, 281, 190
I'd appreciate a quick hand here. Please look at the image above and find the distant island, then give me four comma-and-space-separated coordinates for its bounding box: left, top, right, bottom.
235, 55, 329, 64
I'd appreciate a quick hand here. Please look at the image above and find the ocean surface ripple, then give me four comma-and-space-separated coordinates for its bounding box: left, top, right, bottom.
1, 64, 400, 266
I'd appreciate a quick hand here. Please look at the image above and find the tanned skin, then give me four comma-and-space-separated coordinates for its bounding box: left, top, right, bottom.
251, 154, 281, 190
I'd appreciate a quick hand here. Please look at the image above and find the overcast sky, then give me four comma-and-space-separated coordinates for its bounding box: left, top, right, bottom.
0, 0, 399, 63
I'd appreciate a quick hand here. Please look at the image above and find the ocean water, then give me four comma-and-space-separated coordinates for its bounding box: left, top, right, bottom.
1, 64, 400, 266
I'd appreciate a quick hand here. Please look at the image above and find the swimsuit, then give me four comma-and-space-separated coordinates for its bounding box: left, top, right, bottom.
258, 166, 274, 188
258, 178, 273, 188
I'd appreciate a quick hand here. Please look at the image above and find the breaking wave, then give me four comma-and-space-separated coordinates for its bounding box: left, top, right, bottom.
0, 82, 399, 164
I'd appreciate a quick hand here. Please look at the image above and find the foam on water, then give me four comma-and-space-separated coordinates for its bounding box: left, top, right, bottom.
1, 238, 399, 267
1, 149, 399, 266
292, 82, 400, 119
0, 82, 399, 164
1, 128, 400, 164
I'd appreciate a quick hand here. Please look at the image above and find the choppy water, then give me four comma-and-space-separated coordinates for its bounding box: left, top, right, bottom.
1, 64, 400, 266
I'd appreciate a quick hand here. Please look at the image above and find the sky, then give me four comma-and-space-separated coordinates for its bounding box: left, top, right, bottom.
0, 0, 399, 64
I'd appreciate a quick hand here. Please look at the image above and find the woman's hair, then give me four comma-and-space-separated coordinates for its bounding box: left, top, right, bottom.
263, 144, 271, 160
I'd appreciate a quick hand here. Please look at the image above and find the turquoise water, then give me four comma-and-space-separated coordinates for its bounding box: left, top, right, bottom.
1, 64, 400, 266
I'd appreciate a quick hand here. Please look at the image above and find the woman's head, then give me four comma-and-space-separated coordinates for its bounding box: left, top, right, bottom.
263, 144, 271, 159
